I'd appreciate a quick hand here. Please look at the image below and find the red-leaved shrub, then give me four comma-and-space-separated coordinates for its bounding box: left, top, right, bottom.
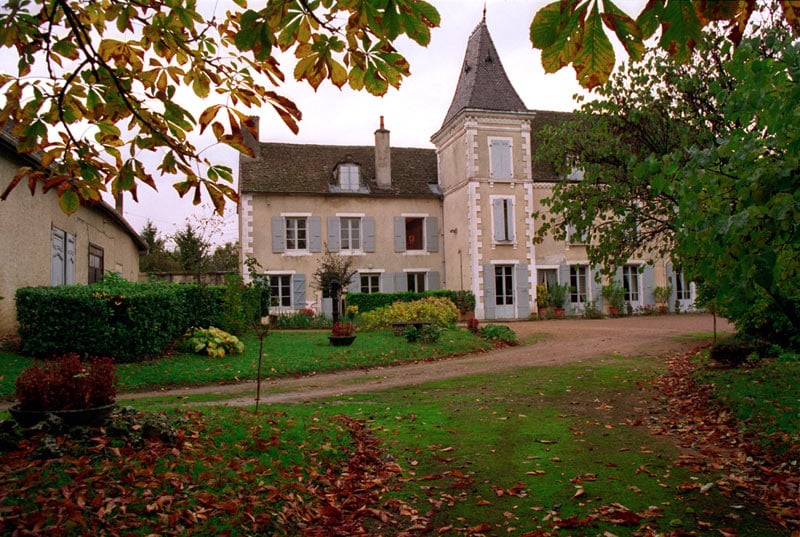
15, 354, 117, 411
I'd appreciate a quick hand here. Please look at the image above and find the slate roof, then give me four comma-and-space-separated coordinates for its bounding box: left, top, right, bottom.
239, 142, 440, 198
441, 18, 528, 128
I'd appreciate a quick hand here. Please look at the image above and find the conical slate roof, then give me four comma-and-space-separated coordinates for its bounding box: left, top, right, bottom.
440, 17, 528, 128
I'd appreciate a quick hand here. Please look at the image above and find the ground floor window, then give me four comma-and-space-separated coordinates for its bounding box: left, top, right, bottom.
360, 273, 380, 293
622, 265, 640, 302
88, 244, 104, 284
570, 265, 588, 304
269, 275, 292, 307
675, 269, 691, 300
537, 269, 558, 289
495, 265, 514, 305
407, 272, 426, 292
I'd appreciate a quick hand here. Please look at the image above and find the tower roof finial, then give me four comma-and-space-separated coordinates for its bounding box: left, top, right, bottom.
483, 2, 486, 21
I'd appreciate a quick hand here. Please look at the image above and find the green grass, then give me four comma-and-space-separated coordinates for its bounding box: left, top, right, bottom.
695, 350, 800, 450
2, 354, 792, 535
0, 328, 495, 398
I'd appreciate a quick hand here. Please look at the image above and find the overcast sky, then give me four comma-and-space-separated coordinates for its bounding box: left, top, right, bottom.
113, 0, 645, 246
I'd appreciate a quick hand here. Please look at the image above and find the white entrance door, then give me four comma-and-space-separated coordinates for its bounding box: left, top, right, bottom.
622, 265, 643, 311
494, 265, 515, 318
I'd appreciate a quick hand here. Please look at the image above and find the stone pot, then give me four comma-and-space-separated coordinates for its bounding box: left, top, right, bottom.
8, 403, 117, 428
328, 335, 356, 347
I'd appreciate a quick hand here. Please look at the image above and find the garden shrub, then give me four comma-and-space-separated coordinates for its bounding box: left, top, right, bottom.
358, 297, 458, 330
347, 290, 475, 314
478, 324, 518, 346
709, 335, 765, 367
15, 354, 117, 411
274, 309, 331, 329
403, 326, 420, 343
184, 326, 245, 358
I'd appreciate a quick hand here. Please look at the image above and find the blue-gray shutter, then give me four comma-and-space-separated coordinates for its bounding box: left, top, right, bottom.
363, 216, 375, 252
380, 273, 393, 293
395, 272, 407, 292
591, 268, 603, 308
492, 198, 505, 241
515, 264, 530, 318
326, 216, 340, 252
393, 217, 405, 252
666, 263, 677, 311
348, 276, 360, 293
309, 217, 322, 253
66, 232, 76, 284
427, 271, 440, 291
490, 139, 511, 179
483, 264, 496, 319
50, 228, 65, 286
425, 216, 438, 252
292, 274, 306, 309
558, 265, 571, 305
272, 216, 285, 253
643, 265, 655, 306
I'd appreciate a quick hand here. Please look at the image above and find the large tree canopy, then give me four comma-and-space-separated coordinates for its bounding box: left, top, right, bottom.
0, 0, 439, 214
538, 10, 800, 346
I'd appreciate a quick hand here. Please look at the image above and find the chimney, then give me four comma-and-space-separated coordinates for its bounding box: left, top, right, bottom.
242, 115, 260, 158
374, 116, 391, 189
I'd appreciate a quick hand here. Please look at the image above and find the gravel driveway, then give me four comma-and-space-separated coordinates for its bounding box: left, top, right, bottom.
120, 313, 732, 407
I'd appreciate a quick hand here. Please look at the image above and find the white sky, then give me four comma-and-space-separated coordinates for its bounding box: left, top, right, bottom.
25, 0, 647, 246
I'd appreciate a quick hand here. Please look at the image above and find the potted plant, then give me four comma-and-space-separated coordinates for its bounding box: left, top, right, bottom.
536, 283, 551, 319
547, 283, 570, 318
10, 353, 118, 427
652, 285, 672, 314
329, 321, 356, 346
602, 281, 626, 317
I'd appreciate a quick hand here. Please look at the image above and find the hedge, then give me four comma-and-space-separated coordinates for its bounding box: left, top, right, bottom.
347, 290, 475, 314
15, 278, 267, 363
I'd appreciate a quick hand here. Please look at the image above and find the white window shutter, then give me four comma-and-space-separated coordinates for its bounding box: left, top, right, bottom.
309, 217, 322, 253
363, 216, 375, 252
425, 217, 438, 252
272, 216, 285, 253
50, 228, 65, 286
327, 216, 340, 252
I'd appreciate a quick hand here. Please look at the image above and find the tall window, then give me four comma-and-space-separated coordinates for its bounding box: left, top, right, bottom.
489, 138, 512, 179
407, 272, 426, 292
495, 265, 514, 306
405, 217, 424, 251
340, 217, 361, 251
88, 244, 104, 284
570, 265, 587, 304
622, 265, 640, 301
269, 275, 292, 307
360, 273, 380, 293
338, 164, 360, 191
537, 269, 557, 289
285, 217, 307, 250
492, 197, 514, 242
675, 269, 691, 300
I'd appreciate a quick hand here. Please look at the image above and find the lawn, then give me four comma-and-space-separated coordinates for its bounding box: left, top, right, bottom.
1, 351, 797, 536
0, 327, 495, 397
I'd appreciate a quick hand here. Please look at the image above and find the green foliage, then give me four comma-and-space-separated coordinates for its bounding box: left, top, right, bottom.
347, 290, 475, 314
477, 324, 518, 345
0, 1, 439, 214
653, 285, 672, 305
529, 1, 796, 89
15, 354, 117, 411
184, 326, 245, 358
313, 251, 356, 295
602, 281, 625, 312
358, 297, 458, 330
546, 283, 570, 309
536, 284, 550, 308
419, 324, 442, 344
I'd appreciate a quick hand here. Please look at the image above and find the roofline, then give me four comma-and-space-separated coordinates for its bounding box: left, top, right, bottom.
431, 108, 538, 144
0, 131, 147, 252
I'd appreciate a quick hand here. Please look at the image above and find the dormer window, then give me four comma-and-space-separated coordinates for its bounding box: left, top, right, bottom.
338, 163, 360, 191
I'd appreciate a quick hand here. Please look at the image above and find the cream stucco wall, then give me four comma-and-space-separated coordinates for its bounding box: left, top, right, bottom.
0, 154, 143, 337
241, 192, 444, 310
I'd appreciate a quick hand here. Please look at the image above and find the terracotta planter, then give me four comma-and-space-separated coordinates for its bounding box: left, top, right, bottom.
9, 403, 117, 428
553, 307, 566, 318
328, 335, 356, 346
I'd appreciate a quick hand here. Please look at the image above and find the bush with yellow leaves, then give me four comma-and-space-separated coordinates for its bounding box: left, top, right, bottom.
184, 326, 245, 358
359, 297, 458, 331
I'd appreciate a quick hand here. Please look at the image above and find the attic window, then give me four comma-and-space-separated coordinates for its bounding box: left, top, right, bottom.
338, 163, 360, 191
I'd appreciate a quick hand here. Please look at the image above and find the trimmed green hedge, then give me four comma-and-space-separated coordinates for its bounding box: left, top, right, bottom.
15, 278, 267, 363
347, 290, 475, 314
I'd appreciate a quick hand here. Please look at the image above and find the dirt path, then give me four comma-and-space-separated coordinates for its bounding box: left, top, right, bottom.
119, 313, 731, 407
